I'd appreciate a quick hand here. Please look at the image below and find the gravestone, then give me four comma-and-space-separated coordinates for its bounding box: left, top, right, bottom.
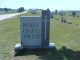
59, 12, 64, 16
50, 12, 54, 18
20, 16, 42, 47
15, 9, 55, 51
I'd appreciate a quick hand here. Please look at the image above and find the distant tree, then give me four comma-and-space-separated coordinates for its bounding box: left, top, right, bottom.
0, 8, 4, 11
55, 10, 58, 15
4, 8, 8, 12
17, 7, 24, 12
72, 11, 76, 17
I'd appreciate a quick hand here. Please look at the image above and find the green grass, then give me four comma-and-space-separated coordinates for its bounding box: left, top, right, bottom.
0, 12, 80, 60
50, 15, 80, 50
0, 16, 20, 60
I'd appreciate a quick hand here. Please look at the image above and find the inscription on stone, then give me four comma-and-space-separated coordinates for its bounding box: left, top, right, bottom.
20, 17, 42, 46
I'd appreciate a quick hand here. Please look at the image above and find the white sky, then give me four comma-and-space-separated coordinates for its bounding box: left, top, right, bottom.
0, 0, 80, 10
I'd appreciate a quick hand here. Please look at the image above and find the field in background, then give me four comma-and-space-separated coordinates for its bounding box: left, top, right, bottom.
0, 9, 19, 15
0, 11, 80, 60
50, 15, 80, 50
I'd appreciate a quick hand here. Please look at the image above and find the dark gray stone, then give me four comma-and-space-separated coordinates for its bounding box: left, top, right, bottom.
15, 9, 55, 52
41, 9, 50, 47
50, 12, 54, 18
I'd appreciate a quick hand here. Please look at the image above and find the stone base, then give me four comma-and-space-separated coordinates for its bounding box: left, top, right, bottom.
14, 43, 55, 52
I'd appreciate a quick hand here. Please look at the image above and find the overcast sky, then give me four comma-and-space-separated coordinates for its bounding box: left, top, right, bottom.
0, 0, 80, 10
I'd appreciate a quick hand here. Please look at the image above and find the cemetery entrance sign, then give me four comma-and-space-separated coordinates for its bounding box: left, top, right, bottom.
15, 9, 55, 51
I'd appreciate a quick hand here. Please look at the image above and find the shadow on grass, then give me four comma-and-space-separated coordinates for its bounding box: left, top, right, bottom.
14, 46, 80, 60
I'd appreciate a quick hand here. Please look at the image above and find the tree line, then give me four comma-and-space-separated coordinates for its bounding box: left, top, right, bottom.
0, 7, 25, 12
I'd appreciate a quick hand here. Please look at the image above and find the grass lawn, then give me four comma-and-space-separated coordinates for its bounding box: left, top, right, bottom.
0, 12, 80, 60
